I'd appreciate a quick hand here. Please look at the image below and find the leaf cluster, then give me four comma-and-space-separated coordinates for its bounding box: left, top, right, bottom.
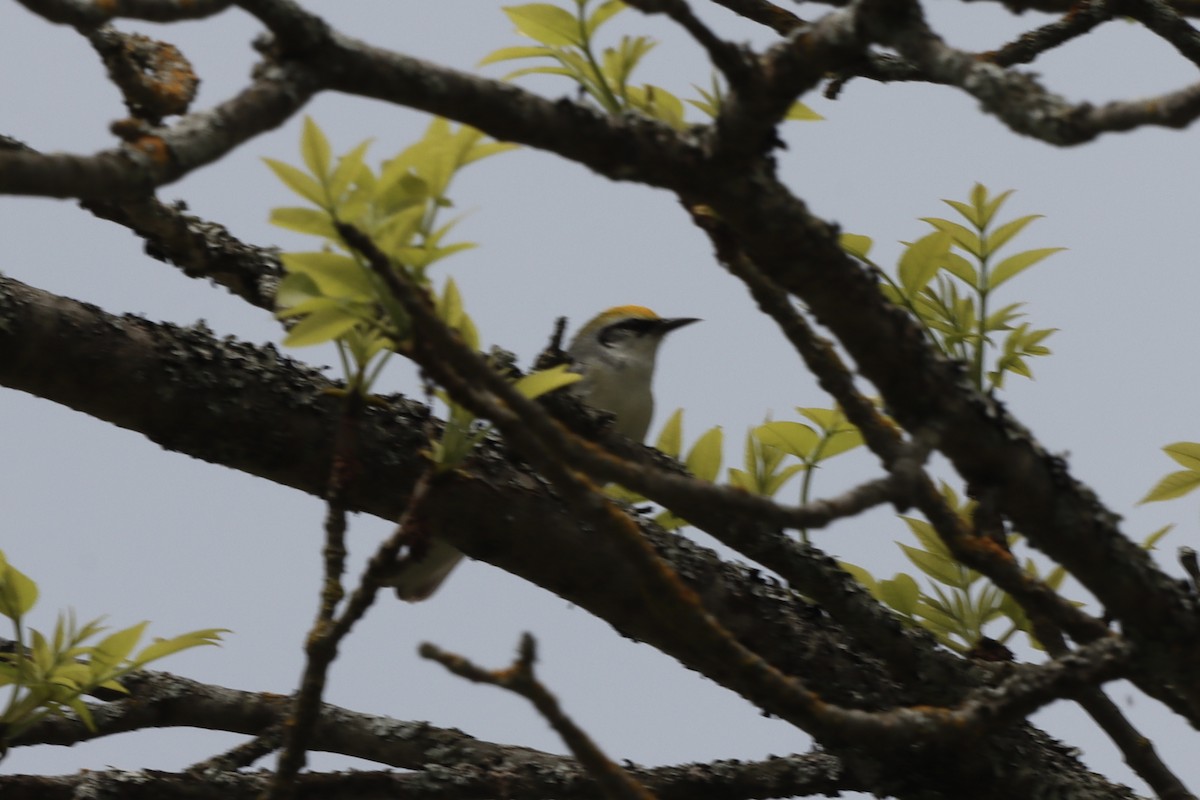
481, 1, 818, 129
0, 550, 224, 754
268, 118, 582, 470
847, 183, 1061, 392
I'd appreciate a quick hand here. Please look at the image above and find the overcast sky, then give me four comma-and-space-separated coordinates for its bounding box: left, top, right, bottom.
3, 1, 1199, 794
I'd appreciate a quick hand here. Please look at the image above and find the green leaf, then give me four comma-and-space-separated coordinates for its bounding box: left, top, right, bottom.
815, 428, 863, 461
281, 252, 375, 302
586, 0, 626, 36
879, 573, 919, 616
478, 44, 556, 67
263, 158, 326, 206
989, 247, 1064, 289
462, 141, 520, 167
93, 622, 148, 666
762, 463, 805, 497
1142, 524, 1174, 551
0, 558, 38, 620
755, 421, 819, 460
1164, 442, 1200, 470
840, 233, 873, 260
300, 116, 332, 180
898, 231, 952, 296
513, 364, 583, 400
898, 543, 966, 589
504, 3, 583, 47
837, 561, 878, 594
269, 207, 338, 239
921, 218, 981, 259
785, 102, 823, 121
130, 628, 226, 666
655, 409, 684, 458
985, 214, 1040, 256
942, 198, 980, 228
981, 188, 1014, 228
942, 253, 978, 286
1140, 469, 1200, 504
686, 426, 724, 483
283, 305, 363, 347
327, 139, 374, 204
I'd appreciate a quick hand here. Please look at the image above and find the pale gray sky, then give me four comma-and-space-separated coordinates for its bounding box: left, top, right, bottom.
2, 1, 1198, 794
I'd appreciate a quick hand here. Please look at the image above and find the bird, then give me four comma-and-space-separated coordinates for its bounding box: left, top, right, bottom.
388, 305, 699, 601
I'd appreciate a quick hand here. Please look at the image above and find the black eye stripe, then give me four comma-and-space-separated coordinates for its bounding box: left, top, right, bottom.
599, 318, 659, 346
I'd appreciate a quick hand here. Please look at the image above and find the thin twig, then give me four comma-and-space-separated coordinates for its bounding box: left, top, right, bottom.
422, 634, 658, 800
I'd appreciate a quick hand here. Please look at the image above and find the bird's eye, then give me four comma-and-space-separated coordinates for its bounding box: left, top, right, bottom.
599, 318, 657, 347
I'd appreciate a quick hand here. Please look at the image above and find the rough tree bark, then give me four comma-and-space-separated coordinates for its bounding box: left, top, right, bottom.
3, 1, 1200, 799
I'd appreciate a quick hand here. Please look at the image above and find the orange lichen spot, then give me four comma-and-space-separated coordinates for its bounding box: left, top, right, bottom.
969, 534, 1016, 563
131, 135, 171, 166
95, 0, 118, 13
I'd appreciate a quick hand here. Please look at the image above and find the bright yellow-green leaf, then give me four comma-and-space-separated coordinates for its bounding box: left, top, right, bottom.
1164, 442, 1200, 470
283, 305, 363, 347
898, 543, 964, 587
94, 622, 148, 666
1140, 469, 1200, 504
513, 364, 583, 400
269, 207, 338, 239
327, 139, 374, 203
981, 188, 1014, 228
1142, 524, 1174, 551
478, 44, 556, 67
686, 426, 724, 483
921, 218, 981, 259
275, 295, 343, 321
655, 408, 684, 458
914, 598, 960, 634
627, 84, 685, 128
816, 428, 864, 461
300, 116, 332, 180
437, 277, 466, 329
49, 663, 90, 689
459, 313, 481, 351
942, 252, 978, 286
785, 102, 823, 121
986, 214, 1041, 256
989, 247, 1064, 289
763, 463, 805, 497
797, 407, 839, 431
755, 421, 819, 460
263, 158, 326, 206
879, 573, 919, 616
501, 64, 579, 82
586, 0, 626, 36
0, 558, 38, 620
67, 697, 97, 732
942, 198, 980, 228
898, 231, 952, 296
281, 252, 375, 301
504, 3, 583, 47
840, 233, 873, 259
837, 561, 879, 594
727, 468, 754, 492
969, 183, 988, 217
899, 516, 952, 558
462, 141, 520, 167
131, 628, 226, 665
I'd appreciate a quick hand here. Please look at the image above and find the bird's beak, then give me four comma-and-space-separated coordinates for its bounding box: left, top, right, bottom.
659, 317, 700, 334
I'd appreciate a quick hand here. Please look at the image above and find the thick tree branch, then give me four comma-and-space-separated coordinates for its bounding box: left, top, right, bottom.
15, 0, 232, 27
0, 59, 317, 197
0, 273, 1137, 799
1, 751, 860, 800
